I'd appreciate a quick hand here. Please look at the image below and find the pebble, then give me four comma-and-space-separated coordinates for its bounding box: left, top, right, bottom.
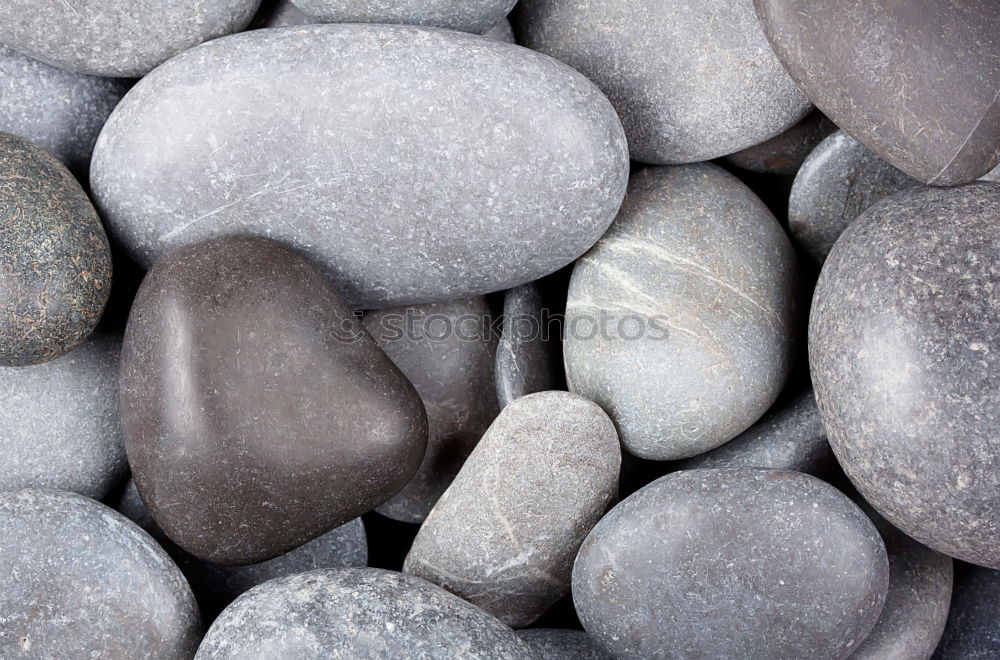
788, 131, 918, 266
573, 468, 889, 659
483, 19, 516, 44
564, 164, 799, 460
404, 391, 620, 627
363, 298, 499, 524
754, 0, 1000, 185
0, 489, 202, 658
90, 24, 629, 309
120, 235, 427, 565
932, 564, 1000, 659
195, 568, 536, 659
514, 0, 812, 164
0, 131, 112, 366
495, 282, 561, 408
290, 0, 516, 34
723, 110, 837, 176
809, 183, 1000, 568
517, 629, 612, 659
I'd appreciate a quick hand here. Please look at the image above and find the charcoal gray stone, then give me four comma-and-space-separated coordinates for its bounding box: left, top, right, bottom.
754, 0, 1000, 186
514, 0, 812, 164
789, 131, 919, 266
0, 0, 261, 77
0, 332, 125, 499
809, 183, 1000, 568
932, 565, 1000, 659
573, 468, 889, 659
291, 0, 516, 34
363, 298, 499, 524
496, 282, 561, 408
195, 568, 536, 659
0, 489, 202, 659
564, 164, 799, 461
405, 391, 620, 627
0, 132, 112, 366
724, 110, 837, 176
484, 18, 516, 43
121, 235, 427, 565
250, 0, 312, 27
90, 24, 629, 309
517, 629, 611, 659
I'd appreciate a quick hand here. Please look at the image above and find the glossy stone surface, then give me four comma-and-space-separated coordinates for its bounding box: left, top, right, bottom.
91, 24, 629, 309
564, 164, 799, 461
291, 0, 516, 34
121, 235, 427, 564
810, 183, 1000, 568
0, 132, 112, 366
0, 489, 201, 658
496, 282, 561, 408
573, 468, 889, 659
364, 298, 499, 524
754, 0, 1000, 186
724, 110, 837, 176
514, 0, 811, 164
517, 629, 611, 659
932, 565, 1000, 659
0, 0, 261, 77
789, 131, 918, 265
195, 568, 535, 659
405, 391, 620, 627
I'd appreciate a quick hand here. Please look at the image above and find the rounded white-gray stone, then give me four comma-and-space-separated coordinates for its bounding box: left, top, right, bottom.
517, 629, 611, 659
290, 0, 516, 34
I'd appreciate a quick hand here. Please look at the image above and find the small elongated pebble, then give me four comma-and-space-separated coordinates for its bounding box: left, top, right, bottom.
0, 132, 112, 366
291, 0, 516, 34
495, 282, 561, 407
932, 565, 1000, 659
564, 164, 799, 460
405, 391, 620, 627
573, 468, 889, 659
0, 489, 202, 659
195, 568, 535, 659
517, 629, 611, 659
724, 110, 837, 176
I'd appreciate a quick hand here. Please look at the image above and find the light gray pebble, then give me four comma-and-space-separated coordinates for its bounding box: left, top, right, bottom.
932, 565, 1000, 660
496, 282, 561, 408
517, 629, 612, 659
290, 0, 516, 34
723, 110, 837, 176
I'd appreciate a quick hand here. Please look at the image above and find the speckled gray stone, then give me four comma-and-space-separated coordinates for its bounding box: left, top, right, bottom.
250, 0, 312, 27
195, 568, 536, 659
514, 0, 812, 164
363, 298, 499, 524
932, 565, 1000, 659
754, 0, 1000, 186
789, 131, 919, 265
724, 110, 837, 176
0, 0, 261, 77
484, 18, 516, 44
291, 0, 515, 34
90, 24, 628, 309
564, 164, 799, 461
0, 489, 202, 659
122, 235, 427, 565
496, 282, 561, 408
573, 468, 889, 659
405, 391, 620, 627
517, 629, 611, 660
0, 132, 112, 366
0, 332, 125, 499
809, 183, 1000, 569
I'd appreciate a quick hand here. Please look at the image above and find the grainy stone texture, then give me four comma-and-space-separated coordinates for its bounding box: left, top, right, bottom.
484, 18, 516, 43
517, 629, 611, 659
195, 568, 536, 659
291, 0, 516, 34
789, 131, 918, 266
724, 110, 837, 176
564, 164, 799, 461
0, 331, 125, 499
405, 391, 620, 627
810, 183, 1000, 568
573, 468, 889, 659
754, 0, 1000, 186
121, 235, 427, 565
0, 489, 202, 659
0, 0, 261, 77
363, 298, 499, 524
514, 0, 812, 164
0, 131, 112, 366
249, 0, 312, 27
932, 564, 1000, 659
496, 282, 561, 408
91, 24, 629, 309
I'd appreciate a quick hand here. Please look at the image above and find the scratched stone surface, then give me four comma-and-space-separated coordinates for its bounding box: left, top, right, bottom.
495, 282, 561, 408
724, 110, 837, 177
290, 0, 516, 34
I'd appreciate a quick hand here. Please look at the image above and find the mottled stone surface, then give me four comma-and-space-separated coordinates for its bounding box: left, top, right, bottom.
91, 24, 629, 309
517, 629, 611, 659
514, 0, 811, 164
754, 0, 1000, 186
496, 282, 561, 408
932, 565, 1000, 659
195, 568, 535, 658
122, 235, 427, 564
789, 131, 918, 265
405, 391, 620, 627
484, 18, 516, 43
0, 489, 202, 659
0, 0, 261, 77
573, 468, 889, 659
810, 183, 1000, 568
249, 0, 312, 27
291, 0, 516, 34
0, 131, 112, 366
724, 110, 837, 176
363, 298, 499, 523
564, 164, 799, 461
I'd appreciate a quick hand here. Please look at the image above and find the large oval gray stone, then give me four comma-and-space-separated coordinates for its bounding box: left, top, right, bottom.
514, 0, 811, 164
564, 164, 799, 461
195, 568, 536, 659
90, 24, 629, 309
932, 565, 1000, 659
724, 110, 837, 176
573, 468, 889, 659
0, 489, 202, 658
517, 629, 611, 660
405, 391, 620, 627
810, 183, 1000, 568
290, 0, 516, 34
495, 282, 562, 408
